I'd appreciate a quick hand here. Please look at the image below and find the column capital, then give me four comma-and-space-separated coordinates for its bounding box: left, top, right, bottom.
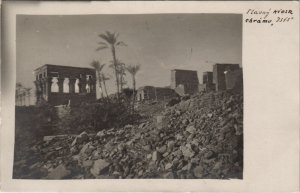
69, 77, 76, 82
57, 77, 65, 81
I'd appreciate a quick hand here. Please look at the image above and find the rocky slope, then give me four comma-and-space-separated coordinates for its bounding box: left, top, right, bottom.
13, 90, 243, 179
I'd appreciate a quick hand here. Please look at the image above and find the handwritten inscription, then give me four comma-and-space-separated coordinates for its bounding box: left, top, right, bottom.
245, 8, 294, 26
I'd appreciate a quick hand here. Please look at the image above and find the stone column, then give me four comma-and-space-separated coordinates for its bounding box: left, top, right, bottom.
58, 77, 64, 93
42, 79, 47, 97
45, 77, 52, 100
34, 81, 39, 104
34, 80, 42, 104
80, 76, 87, 93
69, 78, 76, 94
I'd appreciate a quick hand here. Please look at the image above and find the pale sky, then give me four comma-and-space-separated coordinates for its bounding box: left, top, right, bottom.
17, 14, 242, 101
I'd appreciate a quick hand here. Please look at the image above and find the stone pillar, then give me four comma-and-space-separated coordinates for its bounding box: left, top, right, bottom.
42, 79, 47, 97
34, 81, 39, 103
80, 76, 87, 93
45, 77, 52, 100
58, 77, 64, 93
69, 78, 76, 94
34, 80, 42, 104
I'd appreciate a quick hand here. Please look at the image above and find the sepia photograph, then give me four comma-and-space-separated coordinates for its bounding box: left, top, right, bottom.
13, 13, 244, 179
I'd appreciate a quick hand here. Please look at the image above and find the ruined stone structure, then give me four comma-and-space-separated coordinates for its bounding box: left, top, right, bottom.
34, 64, 96, 106
225, 68, 243, 90
213, 63, 240, 91
171, 69, 199, 95
203, 71, 213, 84
136, 86, 178, 101
199, 71, 215, 92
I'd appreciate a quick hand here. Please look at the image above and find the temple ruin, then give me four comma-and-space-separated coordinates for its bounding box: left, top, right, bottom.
171, 69, 199, 96
199, 71, 215, 92
34, 64, 96, 106
213, 63, 241, 91
136, 64, 242, 102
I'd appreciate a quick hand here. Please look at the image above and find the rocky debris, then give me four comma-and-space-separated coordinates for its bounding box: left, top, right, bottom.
13, 90, 243, 179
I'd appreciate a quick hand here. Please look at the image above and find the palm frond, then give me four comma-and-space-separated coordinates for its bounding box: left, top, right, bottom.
99, 63, 106, 71
126, 64, 141, 76
90, 60, 100, 69
101, 73, 110, 81
98, 34, 112, 44
116, 41, 127, 47
90, 60, 106, 72
96, 46, 108, 51
98, 42, 108, 46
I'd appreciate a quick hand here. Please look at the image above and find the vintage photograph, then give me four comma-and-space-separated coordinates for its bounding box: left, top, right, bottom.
13, 14, 243, 179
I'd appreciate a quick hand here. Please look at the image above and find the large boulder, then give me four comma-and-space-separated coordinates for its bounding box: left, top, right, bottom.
180, 144, 194, 158
90, 159, 110, 177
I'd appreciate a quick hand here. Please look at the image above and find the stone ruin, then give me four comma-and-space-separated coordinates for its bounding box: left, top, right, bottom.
198, 71, 215, 92
213, 63, 242, 91
137, 64, 242, 102
34, 64, 96, 106
136, 86, 177, 102
171, 69, 199, 96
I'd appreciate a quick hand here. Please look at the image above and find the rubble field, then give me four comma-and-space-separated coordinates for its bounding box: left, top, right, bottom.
13, 90, 243, 179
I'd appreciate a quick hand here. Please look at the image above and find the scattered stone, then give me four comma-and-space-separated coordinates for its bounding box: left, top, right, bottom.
167, 140, 175, 150
143, 144, 151, 151
162, 152, 169, 157
78, 131, 89, 142
180, 145, 194, 158
90, 159, 110, 177
193, 165, 205, 178
186, 125, 196, 134
146, 154, 152, 159
96, 130, 105, 137
165, 163, 173, 170
139, 123, 146, 129
204, 150, 215, 159
82, 160, 94, 168
175, 134, 183, 140
152, 151, 162, 162
43, 136, 56, 142
14, 91, 243, 179
182, 119, 189, 125
157, 145, 167, 154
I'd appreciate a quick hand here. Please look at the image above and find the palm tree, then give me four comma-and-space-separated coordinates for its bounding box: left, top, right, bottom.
117, 61, 127, 92
96, 31, 127, 99
90, 60, 106, 98
126, 64, 141, 109
101, 73, 110, 98
109, 59, 126, 92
